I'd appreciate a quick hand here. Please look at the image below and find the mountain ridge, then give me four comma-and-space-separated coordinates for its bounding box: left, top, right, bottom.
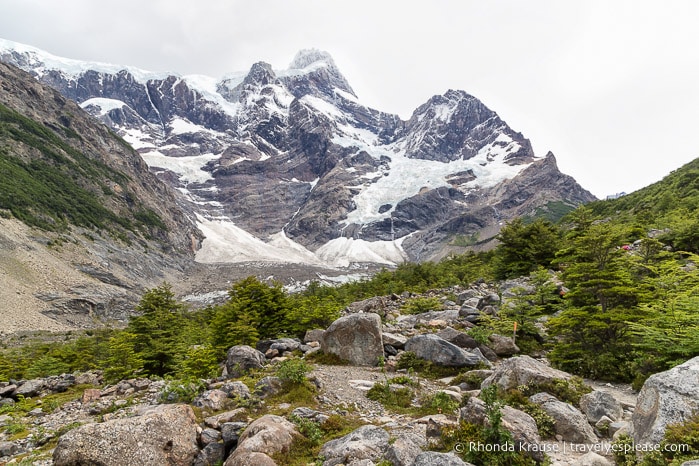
0, 38, 596, 267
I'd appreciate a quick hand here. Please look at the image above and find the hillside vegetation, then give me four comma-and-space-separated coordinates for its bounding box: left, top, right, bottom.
2, 160, 699, 390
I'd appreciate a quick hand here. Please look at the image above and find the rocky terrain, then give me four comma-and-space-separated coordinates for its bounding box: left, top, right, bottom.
2, 282, 697, 466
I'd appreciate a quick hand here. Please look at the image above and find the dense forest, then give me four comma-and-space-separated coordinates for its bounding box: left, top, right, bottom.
1, 159, 698, 391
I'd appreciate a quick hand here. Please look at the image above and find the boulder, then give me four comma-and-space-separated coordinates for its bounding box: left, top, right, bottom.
529, 392, 597, 444
14, 379, 44, 397
321, 314, 383, 366
304, 328, 325, 343
632, 355, 699, 446
255, 376, 283, 398
382, 332, 408, 349
0, 441, 21, 458
257, 337, 302, 354
412, 451, 474, 465
220, 381, 251, 400
347, 296, 388, 316
200, 428, 222, 445
225, 345, 266, 378
224, 415, 299, 466
319, 425, 390, 465
437, 327, 478, 349
405, 334, 490, 368
193, 443, 226, 466
580, 391, 623, 424
193, 389, 229, 411
221, 421, 248, 450
572, 451, 613, 466
487, 334, 520, 357
203, 408, 246, 429
53, 404, 199, 466
384, 433, 423, 466
458, 397, 543, 461
481, 355, 572, 391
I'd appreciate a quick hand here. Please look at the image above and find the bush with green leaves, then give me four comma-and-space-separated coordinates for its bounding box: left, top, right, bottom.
400, 296, 444, 315
276, 358, 310, 385
366, 382, 413, 410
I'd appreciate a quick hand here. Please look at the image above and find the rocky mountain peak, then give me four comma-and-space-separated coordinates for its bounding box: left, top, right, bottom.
282, 48, 355, 99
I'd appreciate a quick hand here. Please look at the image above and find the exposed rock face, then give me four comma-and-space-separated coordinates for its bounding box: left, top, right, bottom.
529, 392, 598, 444
319, 425, 390, 465
572, 452, 613, 466
1, 40, 596, 268
580, 390, 624, 424
405, 334, 490, 368
321, 313, 383, 366
632, 355, 699, 446
52, 404, 199, 466
481, 355, 572, 391
225, 345, 267, 378
224, 414, 300, 466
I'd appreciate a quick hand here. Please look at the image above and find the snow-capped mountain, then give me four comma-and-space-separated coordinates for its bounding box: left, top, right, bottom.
0, 39, 595, 267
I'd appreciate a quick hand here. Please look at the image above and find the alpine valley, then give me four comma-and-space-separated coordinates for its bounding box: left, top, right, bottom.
0, 38, 594, 329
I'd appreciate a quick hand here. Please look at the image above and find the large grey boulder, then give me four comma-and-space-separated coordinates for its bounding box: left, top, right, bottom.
192, 389, 229, 411
481, 355, 572, 391
14, 379, 44, 397
53, 404, 199, 466
458, 397, 544, 462
530, 392, 597, 444
224, 414, 299, 466
632, 355, 699, 446
579, 390, 623, 424
412, 451, 474, 465
405, 334, 490, 368
225, 345, 266, 378
319, 425, 390, 465
384, 433, 423, 466
321, 314, 383, 366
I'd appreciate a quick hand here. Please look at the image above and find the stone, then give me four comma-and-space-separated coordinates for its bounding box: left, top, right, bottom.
81, 388, 101, 403
204, 408, 247, 429
255, 376, 283, 398
384, 433, 423, 466
225, 345, 266, 378
347, 296, 388, 316
412, 451, 474, 465
193, 442, 226, 466
529, 392, 597, 444
0, 441, 21, 457
291, 406, 330, 424
224, 415, 300, 466
304, 328, 325, 343
53, 404, 199, 466
319, 425, 390, 465
632, 355, 699, 446
220, 381, 251, 400
405, 334, 490, 367
224, 451, 277, 466
14, 379, 44, 397
0, 384, 17, 398
437, 327, 478, 349
382, 332, 408, 349
572, 451, 613, 466
193, 389, 229, 411
487, 334, 520, 357
321, 313, 383, 366
477, 344, 499, 362
221, 421, 248, 449
459, 397, 544, 461
200, 428, 222, 445
580, 390, 623, 423
481, 355, 572, 391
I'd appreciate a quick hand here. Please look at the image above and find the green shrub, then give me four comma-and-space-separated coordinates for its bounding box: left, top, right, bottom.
401, 296, 444, 315
366, 382, 413, 410
423, 391, 459, 414
159, 378, 207, 404
276, 358, 311, 385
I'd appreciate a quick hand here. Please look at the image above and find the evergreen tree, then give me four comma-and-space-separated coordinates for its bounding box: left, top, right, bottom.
493, 218, 561, 279
210, 277, 291, 353
127, 283, 187, 377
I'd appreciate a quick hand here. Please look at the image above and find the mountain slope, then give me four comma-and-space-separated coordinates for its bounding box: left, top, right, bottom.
0, 39, 596, 266
0, 61, 202, 330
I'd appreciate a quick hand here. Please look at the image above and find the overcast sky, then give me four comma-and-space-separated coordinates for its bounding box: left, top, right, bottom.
1, 0, 697, 198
